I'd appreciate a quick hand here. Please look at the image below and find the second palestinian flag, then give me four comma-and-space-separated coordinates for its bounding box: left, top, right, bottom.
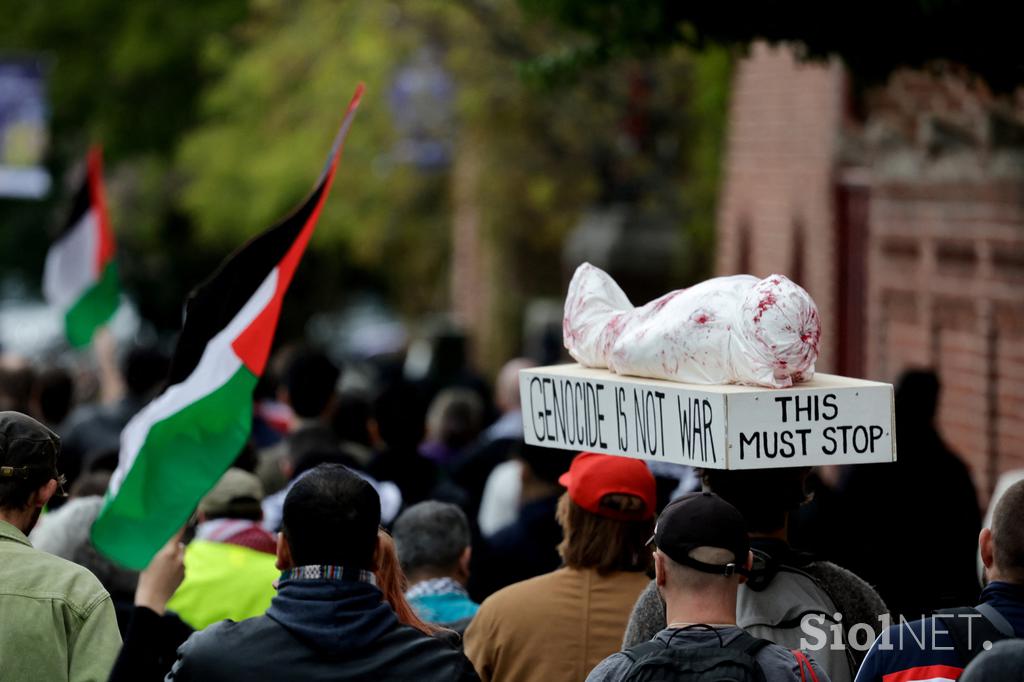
92, 84, 365, 570
43, 146, 119, 348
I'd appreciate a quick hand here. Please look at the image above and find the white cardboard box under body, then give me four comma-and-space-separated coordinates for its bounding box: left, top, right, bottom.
520, 364, 896, 470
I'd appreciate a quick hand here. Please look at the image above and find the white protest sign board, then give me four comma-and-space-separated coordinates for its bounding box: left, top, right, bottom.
520, 364, 896, 469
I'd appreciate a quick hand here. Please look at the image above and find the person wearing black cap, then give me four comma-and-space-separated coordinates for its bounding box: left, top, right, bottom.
0, 411, 122, 681
587, 492, 826, 682
624, 468, 884, 682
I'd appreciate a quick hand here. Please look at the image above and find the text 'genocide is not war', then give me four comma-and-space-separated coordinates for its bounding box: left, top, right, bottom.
527, 377, 887, 463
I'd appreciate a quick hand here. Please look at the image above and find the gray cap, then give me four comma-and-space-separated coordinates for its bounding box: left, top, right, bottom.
0, 411, 61, 482
199, 468, 264, 518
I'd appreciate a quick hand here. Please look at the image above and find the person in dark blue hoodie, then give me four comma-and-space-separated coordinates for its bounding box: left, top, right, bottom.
166, 464, 479, 682
855, 479, 1024, 682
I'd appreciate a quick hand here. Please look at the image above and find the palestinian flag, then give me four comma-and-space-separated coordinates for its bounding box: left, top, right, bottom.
92, 84, 365, 570
43, 147, 119, 348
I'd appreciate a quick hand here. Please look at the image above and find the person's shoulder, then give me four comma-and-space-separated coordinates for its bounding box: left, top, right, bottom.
628, 579, 663, 619
803, 558, 870, 591
376, 622, 477, 676
857, 617, 965, 678
804, 559, 888, 614
481, 569, 561, 606
388, 622, 465, 654
616, 570, 654, 592
19, 544, 112, 616
169, 617, 271, 679
585, 651, 633, 682
470, 570, 563, 634
752, 640, 809, 681
179, 615, 278, 656
415, 592, 479, 623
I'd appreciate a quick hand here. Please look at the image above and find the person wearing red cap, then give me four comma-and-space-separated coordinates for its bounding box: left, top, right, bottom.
464, 452, 656, 682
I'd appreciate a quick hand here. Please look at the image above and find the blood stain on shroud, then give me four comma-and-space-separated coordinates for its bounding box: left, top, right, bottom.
753, 291, 777, 323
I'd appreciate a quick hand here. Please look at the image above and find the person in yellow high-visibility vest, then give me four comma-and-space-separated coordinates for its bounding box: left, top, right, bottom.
167, 468, 279, 630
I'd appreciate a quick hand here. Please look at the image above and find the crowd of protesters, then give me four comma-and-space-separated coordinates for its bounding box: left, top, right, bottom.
1, 332, 1023, 682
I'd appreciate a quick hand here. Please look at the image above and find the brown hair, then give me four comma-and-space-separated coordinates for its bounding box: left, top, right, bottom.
375, 529, 442, 636
556, 493, 654, 575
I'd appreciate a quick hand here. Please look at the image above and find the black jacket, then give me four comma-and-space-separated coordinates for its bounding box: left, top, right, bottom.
166, 575, 478, 682
108, 606, 193, 682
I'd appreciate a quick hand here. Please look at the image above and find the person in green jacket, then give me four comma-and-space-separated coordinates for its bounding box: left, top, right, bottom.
0, 411, 122, 682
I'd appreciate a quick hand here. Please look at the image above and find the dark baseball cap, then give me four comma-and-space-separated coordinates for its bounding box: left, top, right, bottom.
0, 411, 61, 485
650, 491, 749, 576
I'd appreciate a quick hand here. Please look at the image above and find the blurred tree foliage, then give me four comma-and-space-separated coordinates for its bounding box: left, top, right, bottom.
517, 0, 1024, 92
0, 0, 732, 368
176, 0, 731, 366
176, 1, 448, 318
0, 1, 248, 158
0, 0, 247, 328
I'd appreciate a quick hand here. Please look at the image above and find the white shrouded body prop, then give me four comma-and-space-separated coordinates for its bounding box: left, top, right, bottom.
541, 265, 896, 470
563, 263, 821, 389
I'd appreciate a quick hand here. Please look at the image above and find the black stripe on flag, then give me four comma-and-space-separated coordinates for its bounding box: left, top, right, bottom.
166, 176, 328, 386
55, 171, 92, 240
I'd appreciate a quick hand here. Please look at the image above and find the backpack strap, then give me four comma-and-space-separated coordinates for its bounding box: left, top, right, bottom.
723, 630, 771, 658
792, 650, 820, 682
936, 606, 1013, 666
620, 639, 667, 664
722, 631, 770, 682
624, 630, 771, 669
976, 603, 1015, 637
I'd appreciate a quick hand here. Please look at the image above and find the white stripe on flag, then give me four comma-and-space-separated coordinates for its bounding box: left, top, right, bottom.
43, 209, 99, 311
109, 267, 279, 497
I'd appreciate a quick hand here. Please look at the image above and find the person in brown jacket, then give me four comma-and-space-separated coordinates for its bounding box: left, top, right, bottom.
464, 452, 656, 682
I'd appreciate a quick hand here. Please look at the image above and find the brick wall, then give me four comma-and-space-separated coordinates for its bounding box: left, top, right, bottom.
717, 45, 1024, 499
869, 182, 1024, 497
716, 42, 847, 371
865, 68, 1024, 498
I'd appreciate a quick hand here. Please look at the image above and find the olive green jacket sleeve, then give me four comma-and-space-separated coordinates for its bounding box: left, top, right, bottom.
0, 520, 121, 682
69, 593, 122, 682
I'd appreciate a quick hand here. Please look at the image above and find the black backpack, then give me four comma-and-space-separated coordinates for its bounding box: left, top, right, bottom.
937, 603, 1017, 668
621, 629, 770, 682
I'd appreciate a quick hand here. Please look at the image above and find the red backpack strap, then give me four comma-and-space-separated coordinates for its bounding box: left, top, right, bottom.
791, 650, 820, 682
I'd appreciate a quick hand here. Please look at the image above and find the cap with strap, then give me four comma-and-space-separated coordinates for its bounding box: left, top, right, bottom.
650, 491, 750, 576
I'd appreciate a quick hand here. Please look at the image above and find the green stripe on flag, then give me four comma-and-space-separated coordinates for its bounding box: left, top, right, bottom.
91, 365, 258, 570
65, 261, 119, 348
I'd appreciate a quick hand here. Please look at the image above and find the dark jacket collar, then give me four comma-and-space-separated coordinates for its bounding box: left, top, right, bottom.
982, 581, 1024, 636
266, 574, 398, 656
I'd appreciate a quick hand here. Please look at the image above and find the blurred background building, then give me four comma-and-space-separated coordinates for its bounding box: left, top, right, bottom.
716, 42, 1024, 497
